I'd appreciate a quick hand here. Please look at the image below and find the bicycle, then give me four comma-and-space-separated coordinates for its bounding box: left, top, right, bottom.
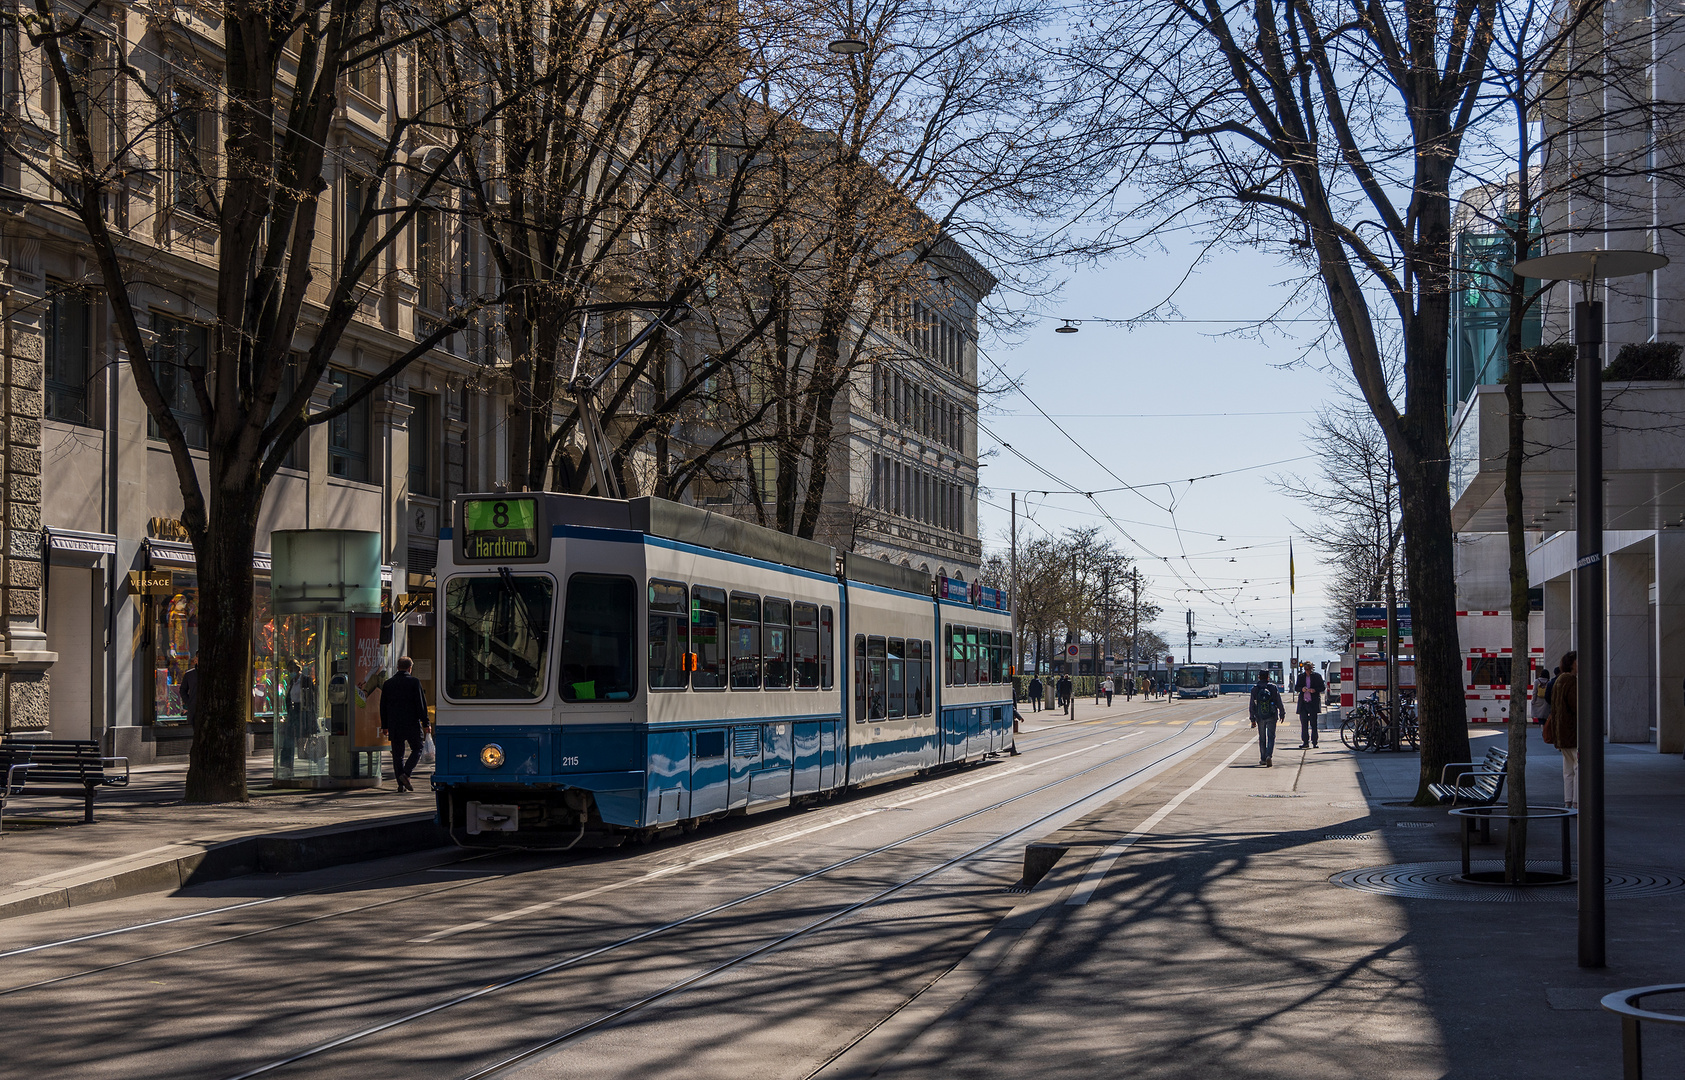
1341, 694, 1386, 750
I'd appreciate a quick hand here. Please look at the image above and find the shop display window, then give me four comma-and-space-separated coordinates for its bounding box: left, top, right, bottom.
152, 580, 199, 726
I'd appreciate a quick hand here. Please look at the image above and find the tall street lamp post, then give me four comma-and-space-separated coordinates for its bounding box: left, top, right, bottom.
1513, 248, 1668, 969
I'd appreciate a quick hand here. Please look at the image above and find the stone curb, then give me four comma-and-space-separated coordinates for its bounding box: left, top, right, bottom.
0, 812, 448, 923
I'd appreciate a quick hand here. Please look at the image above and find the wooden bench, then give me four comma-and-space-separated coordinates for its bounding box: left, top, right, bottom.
0, 738, 129, 830
1427, 745, 1510, 808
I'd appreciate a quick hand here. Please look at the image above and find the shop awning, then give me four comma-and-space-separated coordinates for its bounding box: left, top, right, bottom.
46, 528, 118, 557
146, 539, 392, 582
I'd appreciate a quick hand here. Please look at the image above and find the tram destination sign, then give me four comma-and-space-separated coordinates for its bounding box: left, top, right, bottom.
461, 497, 545, 561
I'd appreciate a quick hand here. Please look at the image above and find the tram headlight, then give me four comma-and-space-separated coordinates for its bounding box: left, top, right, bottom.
480, 743, 505, 769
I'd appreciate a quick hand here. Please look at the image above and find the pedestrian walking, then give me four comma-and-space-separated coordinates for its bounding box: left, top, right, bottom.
1528, 669, 1551, 725
1292, 661, 1324, 749
1249, 670, 1285, 767
1028, 675, 1044, 713
1056, 673, 1072, 714
1101, 676, 1114, 706
379, 655, 432, 792
1544, 651, 1578, 808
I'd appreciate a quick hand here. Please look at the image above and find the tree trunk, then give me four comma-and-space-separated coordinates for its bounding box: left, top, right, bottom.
183, 487, 262, 803
1397, 441, 1472, 804
1503, 365, 1531, 879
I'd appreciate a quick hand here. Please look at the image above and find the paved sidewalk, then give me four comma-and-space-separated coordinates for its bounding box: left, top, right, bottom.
0, 753, 442, 920
830, 725, 1685, 1079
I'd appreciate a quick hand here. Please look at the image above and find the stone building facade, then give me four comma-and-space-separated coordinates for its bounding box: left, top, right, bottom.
0, 3, 508, 760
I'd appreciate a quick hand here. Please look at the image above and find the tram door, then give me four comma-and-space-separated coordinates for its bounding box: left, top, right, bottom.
819, 720, 840, 789
690, 729, 729, 818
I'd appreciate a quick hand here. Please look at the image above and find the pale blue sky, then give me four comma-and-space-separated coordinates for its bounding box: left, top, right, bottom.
977, 242, 1351, 672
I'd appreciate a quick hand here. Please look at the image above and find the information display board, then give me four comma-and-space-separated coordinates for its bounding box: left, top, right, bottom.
461, 497, 541, 560
1356, 658, 1416, 690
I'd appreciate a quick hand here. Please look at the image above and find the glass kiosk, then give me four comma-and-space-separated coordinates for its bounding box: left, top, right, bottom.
270, 529, 388, 789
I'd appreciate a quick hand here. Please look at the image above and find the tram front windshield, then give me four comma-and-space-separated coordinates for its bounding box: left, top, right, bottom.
444, 574, 554, 699
1175, 667, 1210, 690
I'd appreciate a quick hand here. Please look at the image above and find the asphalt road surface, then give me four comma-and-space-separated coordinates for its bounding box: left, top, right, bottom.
0, 697, 1247, 1080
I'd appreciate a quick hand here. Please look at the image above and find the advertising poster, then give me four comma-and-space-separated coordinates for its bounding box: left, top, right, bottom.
354, 616, 388, 746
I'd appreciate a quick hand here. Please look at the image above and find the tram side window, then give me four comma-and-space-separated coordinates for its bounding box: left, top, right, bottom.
905, 640, 923, 716
990, 630, 1003, 683
965, 626, 979, 685
730, 593, 761, 689
443, 574, 554, 700
854, 634, 867, 722
867, 636, 887, 720
691, 586, 727, 689
887, 638, 906, 719
820, 606, 835, 689
648, 579, 688, 690
946, 625, 960, 685
764, 598, 792, 689
559, 574, 637, 702
793, 602, 820, 689
922, 639, 933, 712
1003, 633, 1013, 680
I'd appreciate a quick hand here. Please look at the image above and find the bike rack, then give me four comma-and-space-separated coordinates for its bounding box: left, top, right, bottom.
1603, 984, 1685, 1079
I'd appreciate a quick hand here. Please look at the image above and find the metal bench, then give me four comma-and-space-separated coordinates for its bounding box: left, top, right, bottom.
1427, 745, 1509, 807
0, 738, 129, 830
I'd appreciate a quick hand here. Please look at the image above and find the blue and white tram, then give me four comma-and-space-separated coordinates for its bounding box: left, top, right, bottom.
1172, 663, 1222, 698
430, 491, 1014, 845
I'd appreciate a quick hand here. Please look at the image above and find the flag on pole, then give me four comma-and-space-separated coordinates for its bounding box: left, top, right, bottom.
1289, 539, 1295, 594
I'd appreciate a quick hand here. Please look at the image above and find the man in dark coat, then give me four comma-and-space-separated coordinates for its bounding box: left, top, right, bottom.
1250, 670, 1285, 767
379, 656, 432, 792
1027, 676, 1044, 713
1293, 662, 1326, 749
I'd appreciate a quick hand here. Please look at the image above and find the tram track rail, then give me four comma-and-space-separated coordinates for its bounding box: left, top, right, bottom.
0, 699, 1185, 981
214, 704, 1242, 1080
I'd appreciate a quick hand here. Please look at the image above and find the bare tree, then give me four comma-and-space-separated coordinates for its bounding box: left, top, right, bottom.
437, 0, 817, 496
683, 0, 1082, 539
8, 0, 488, 799
1064, 0, 1501, 799
1278, 401, 1401, 650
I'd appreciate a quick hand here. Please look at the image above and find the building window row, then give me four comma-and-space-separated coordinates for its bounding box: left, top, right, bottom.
871, 453, 965, 532
873, 366, 963, 452
888, 299, 966, 375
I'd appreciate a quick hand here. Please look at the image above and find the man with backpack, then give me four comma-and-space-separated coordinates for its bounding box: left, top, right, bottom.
1250, 669, 1285, 767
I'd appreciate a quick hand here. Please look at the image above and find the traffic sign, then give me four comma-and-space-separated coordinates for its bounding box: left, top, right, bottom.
1065, 644, 1080, 658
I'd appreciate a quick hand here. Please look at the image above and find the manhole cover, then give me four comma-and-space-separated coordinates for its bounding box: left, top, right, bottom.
1250, 793, 1304, 799
1396, 822, 1435, 829
1330, 862, 1685, 902
1323, 834, 1375, 840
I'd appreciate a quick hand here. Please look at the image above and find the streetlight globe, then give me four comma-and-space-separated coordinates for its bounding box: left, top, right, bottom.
828, 34, 867, 54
